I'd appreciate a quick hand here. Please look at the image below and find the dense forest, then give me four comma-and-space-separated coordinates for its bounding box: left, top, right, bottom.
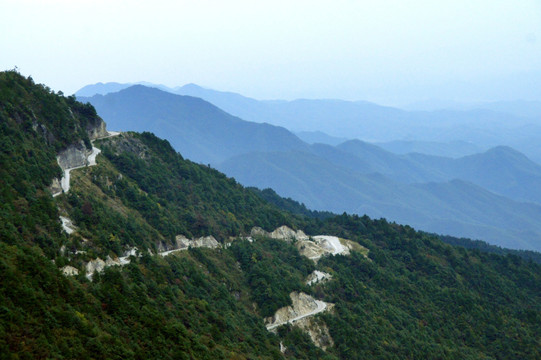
0, 71, 540, 359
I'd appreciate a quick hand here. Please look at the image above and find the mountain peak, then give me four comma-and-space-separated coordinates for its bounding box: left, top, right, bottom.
477, 145, 534, 164
75, 81, 132, 97
485, 145, 521, 155
177, 83, 205, 91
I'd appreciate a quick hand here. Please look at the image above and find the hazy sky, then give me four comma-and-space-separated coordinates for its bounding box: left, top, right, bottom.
2, 0, 540, 104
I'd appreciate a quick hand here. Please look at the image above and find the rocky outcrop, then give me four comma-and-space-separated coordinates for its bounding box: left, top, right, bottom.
179, 235, 220, 249
265, 292, 332, 330
86, 118, 108, 140
159, 235, 221, 256
295, 235, 370, 262
32, 120, 56, 145
61, 265, 79, 276
250, 227, 268, 238
122, 248, 139, 258
48, 178, 62, 195
60, 216, 76, 235
296, 240, 328, 261
248, 226, 367, 263
85, 258, 106, 279
313, 236, 350, 256
57, 142, 91, 170
102, 133, 149, 159
265, 292, 335, 350
294, 317, 335, 351
271, 226, 309, 241
250, 226, 308, 242
306, 270, 332, 285
82, 248, 139, 279
81, 234, 223, 280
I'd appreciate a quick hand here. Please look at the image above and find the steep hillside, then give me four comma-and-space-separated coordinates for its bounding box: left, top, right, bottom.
0, 70, 105, 255
1, 72, 299, 358
2, 72, 541, 359
79, 86, 308, 164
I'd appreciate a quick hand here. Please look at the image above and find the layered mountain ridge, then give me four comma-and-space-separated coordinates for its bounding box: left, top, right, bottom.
81, 84, 541, 251
79, 85, 308, 164
77, 81, 541, 162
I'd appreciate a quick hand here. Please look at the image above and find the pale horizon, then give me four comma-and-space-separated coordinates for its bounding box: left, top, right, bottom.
2, 0, 540, 105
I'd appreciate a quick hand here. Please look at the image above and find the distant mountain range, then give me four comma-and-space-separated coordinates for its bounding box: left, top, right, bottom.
79, 84, 541, 251
295, 131, 349, 146
79, 86, 307, 164
77, 82, 541, 164
374, 140, 483, 158
403, 98, 541, 119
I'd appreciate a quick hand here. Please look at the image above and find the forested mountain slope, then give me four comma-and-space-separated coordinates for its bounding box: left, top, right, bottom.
1, 71, 540, 359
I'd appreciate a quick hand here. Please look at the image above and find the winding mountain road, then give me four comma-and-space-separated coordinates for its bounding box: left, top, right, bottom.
266, 299, 329, 331
53, 132, 119, 197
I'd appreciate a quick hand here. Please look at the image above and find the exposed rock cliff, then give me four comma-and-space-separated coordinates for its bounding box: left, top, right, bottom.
159, 235, 221, 256
84, 248, 139, 279
306, 270, 332, 285
294, 316, 335, 350
249, 226, 368, 262
181, 235, 221, 249
100, 133, 149, 159
61, 265, 79, 276
59, 216, 76, 234
297, 235, 369, 262
86, 118, 108, 140
57, 141, 91, 170
32, 120, 56, 145
48, 178, 62, 196
73, 234, 222, 280
296, 240, 329, 261
250, 225, 308, 242
85, 258, 106, 278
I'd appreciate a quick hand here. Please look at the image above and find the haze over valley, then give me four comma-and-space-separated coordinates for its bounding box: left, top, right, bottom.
79, 83, 541, 251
